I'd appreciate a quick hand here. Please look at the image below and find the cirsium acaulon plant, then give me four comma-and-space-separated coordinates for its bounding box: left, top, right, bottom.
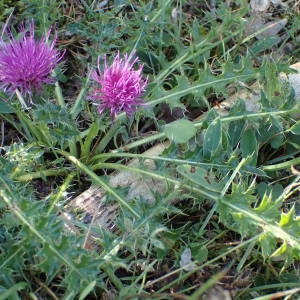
90, 51, 148, 119
0, 22, 63, 97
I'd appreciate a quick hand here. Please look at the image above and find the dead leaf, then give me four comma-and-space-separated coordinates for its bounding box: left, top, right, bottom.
180, 248, 197, 272
250, 0, 270, 11
246, 16, 287, 41
204, 285, 232, 300
291, 165, 300, 175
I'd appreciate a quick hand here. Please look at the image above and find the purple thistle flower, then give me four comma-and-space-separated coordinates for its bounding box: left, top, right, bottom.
0, 22, 63, 95
90, 51, 147, 118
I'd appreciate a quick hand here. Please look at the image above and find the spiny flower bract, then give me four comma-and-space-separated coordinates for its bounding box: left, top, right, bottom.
0, 23, 63, 95
91, 52, 147, 118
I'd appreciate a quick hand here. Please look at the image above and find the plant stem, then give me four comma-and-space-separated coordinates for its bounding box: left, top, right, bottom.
101, 265, 123, 290
95, 116, 126, 154
14, 168, 70, 181
54, 80, 65, 107
59, 151, 140, 218
112, 132, 165, 152
70, 75, 90, 120
148, 73, 256, 107
47, 173, 75, 216
262, 157, 300, 171
113, 109, 300, 152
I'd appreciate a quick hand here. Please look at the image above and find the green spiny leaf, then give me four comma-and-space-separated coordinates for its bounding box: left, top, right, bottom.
240, 127, 257, 165
203, 117, 222, 160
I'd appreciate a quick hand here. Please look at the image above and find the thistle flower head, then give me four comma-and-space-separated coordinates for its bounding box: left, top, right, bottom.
0, 22, 63, 95
90, 51, 147, 118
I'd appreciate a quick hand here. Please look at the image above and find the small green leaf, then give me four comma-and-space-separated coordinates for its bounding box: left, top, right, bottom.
167, 75, 191, 109
270, 134, 284, 149
254, 193, 280, 219
203, 117, 222, 160
0, 100, 14, 113
79, 280, 96, 300
251, 37, 278, 56
191, 245, 208, 263
240, 128, 257, 165
256, 182, 283, 201
270, 241, 288, 261
279, 206, 295, 227
259, 90, 270, 109
289, 121, 300, 135
259, 233, 277, 259
255, 194, 272, 212
151, 238, 166, 250
202, 108, 218, 129
164, 119, 196, 143
228, 120, 245, 148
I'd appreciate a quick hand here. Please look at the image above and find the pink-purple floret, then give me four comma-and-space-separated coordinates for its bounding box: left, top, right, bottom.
0, 23, 63, 95
91, 52, 147, 118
